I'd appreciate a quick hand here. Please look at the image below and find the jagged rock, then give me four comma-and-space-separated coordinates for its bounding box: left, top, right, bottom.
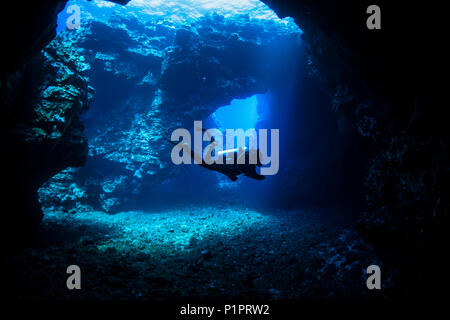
2, 35, 93, 248
260, 0, 446, 296
39, 10, 301, 213
160, 14, 301, 121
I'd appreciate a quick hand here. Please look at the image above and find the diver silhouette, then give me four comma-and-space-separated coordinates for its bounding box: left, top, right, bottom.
161, 126, 265, 182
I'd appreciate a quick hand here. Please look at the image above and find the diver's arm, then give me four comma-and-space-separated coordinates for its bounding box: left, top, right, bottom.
198, 127, 215, 143
160, 132, 178, 146
177, 142, 203, 165
203, 140, 218, 165
161, 133, 203, 164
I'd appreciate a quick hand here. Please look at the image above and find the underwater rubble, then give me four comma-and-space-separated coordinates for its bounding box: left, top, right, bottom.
3, 207, 387, 300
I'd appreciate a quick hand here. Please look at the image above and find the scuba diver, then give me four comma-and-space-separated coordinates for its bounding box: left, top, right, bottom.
160, 126, 265, 182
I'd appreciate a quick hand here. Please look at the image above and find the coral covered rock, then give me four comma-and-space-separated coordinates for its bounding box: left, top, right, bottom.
39, 10, 301, 213
2, 36, 93, 247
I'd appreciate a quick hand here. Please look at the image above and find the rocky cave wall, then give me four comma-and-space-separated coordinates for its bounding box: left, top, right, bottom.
0, 0, 132, 248
37, 8, 302, 213
1, 33, 93, 248
260, 0, 448, 295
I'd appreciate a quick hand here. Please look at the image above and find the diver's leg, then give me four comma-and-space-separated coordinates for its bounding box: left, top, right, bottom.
245, 166, 265, 180
245, 172, 265, 180
203, 141, 218, 165
225, 174, 238, 182
182, 142, 203, 164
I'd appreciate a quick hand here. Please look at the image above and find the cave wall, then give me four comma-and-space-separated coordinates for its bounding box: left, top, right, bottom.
0, 0, 131, 248
1, 36, 93, 249
260, 0, 447, 295
38, 7, 303, 213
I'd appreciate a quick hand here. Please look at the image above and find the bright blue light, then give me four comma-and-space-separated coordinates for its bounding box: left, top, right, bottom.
213, 95, 259, 131
57, 0, 297, 29
56, 2, 70, 33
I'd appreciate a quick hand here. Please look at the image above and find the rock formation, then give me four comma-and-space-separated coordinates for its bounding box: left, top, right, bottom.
38, 9, 302, 213
2, 36, 93, 248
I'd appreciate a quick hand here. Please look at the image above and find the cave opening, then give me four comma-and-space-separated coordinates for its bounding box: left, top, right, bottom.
212, 95, 261, 132
203, 94, 269, 155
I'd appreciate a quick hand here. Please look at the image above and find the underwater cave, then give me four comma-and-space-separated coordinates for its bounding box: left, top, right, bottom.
2, 0, 444, 305
5, 0, 374, 300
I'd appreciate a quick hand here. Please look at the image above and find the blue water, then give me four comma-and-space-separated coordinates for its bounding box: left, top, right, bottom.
213, 95, 259, 131
57, 0, 302, 33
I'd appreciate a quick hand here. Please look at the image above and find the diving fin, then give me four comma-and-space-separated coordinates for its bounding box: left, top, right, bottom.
245, 172, 265, 181
226, 174, 238, 182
